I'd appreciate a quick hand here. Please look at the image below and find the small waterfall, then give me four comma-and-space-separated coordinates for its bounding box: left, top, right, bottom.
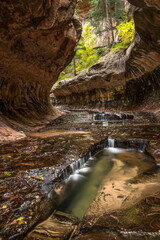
104, 139, 108, 148
89, 152, 92, 158
116, 113, 122, 118
53, 169, 58, 178
102, 121, 108, 126
142, 143, 147, 152
63, 169, 67, 180
61, 157, 88, 180
92, 114, 96, 121
70, 162, 76, 172
92, 113, 134, 122
53, 138, 148, 183
108, 138, 115, 148
92, 113, 108, 121
138, 140, 147, 152
124, 114, 134, 120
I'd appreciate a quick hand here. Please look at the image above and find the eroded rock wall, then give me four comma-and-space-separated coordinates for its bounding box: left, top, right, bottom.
0, 0, 81, 119
53, 0, 160, 110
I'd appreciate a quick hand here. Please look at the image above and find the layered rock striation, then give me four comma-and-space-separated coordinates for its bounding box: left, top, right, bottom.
53, 0, 160, 110
0, 0, 81, 119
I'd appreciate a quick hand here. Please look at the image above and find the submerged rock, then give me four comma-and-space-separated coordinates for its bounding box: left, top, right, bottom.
25, 211, 79, 240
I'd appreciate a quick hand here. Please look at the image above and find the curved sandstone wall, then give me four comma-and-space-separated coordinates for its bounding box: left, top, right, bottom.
53, 0, 160, 110
0, 0, 81, 119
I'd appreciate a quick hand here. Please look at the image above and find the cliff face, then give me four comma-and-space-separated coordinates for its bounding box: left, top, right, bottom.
78, 0, 91, 20
53, 0, 160, 111
78, 0, 129, 48
0, 0, 81, 119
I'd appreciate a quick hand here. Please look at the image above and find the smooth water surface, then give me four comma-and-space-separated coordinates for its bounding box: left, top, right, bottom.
58, 148, 149, 219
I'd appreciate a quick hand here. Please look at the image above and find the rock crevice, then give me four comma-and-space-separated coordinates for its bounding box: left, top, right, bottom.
53, 0, 160, 111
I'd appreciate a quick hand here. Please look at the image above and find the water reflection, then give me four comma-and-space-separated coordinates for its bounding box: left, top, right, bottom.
58, 148, 153, 219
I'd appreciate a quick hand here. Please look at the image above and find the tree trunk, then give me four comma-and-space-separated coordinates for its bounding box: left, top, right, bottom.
110, 17, 114, 42
106, 0, 111, 45
73, 58, 76, 76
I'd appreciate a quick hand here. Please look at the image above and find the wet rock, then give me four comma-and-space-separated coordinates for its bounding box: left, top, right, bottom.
25, 211, 79, 240
92, 113, 134, 121
75, 230, 123, 240
80, 152, 160, 232
75, 229, 160, 240
0, 110, 160, 239
0, 121, 25, 143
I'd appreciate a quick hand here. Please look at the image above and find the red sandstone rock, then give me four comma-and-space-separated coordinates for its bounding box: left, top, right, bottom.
0, 0, 81, 119
0, 121, 25, 142
53, 0, 160, 110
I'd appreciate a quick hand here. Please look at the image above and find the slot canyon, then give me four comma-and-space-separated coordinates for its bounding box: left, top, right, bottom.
0, 1, 160, 240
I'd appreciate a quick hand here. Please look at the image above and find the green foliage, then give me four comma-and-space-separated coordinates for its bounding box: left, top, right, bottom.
97, 47, 106, 56
76, 22, 99, 71
112, 0, 125, 24
89, 0, 106, 34
58, 62, 74, 82
38, 174, 43, 179
111, 18, 135, 52
111, 42, 125, 52
117, 18, 135, 47
55, 13, 135, 86
89, 0, 125, 35
75, 3, 81, 17
4, 171, 12, 176
57, 22, 104, 83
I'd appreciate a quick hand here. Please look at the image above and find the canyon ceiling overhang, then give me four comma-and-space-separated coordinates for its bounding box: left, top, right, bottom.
53, 0, 160, 110
0, 0, 81, 120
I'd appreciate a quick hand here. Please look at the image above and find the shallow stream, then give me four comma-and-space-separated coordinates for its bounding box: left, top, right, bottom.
58, 147, 154, 219
1, 109, 160, 240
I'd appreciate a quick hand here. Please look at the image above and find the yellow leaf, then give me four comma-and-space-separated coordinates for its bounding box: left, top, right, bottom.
2, 205, 7, 209
17, 217, 24, 221
72, 158, 75, 161
36, 195, 39, 199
